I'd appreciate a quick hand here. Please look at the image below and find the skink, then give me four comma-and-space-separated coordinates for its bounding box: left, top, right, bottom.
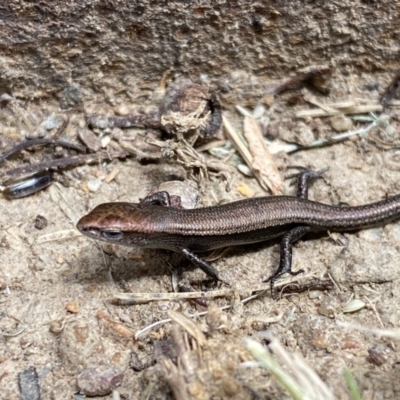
77, 169, 400, 297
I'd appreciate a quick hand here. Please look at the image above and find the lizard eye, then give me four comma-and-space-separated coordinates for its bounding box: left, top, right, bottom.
102, 231, 123, 240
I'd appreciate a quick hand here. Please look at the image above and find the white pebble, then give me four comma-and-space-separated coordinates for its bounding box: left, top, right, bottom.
43, 117, 58, 130
87, 178, 102, 192
114, 104, 130, 116
101, 136, 111, 148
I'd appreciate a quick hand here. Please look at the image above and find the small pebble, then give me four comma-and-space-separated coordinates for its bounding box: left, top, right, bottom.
318, 296, 341, 318
114, 104, 130, 116
111, 128, 124, 141
0, 93, 13, 104
95, 170, 106, 180
222, 377, 242, 396
308, 290, 323, 300
58, 84, 82, 109
236, 183, 254, 197
76, 365, 123, 396
65, 301, 80, 314
368, 344, 390, 366
330, 114, 353, 132
101, 136, 111, 148
262, 95, 275, 106
43, 116, 59, 130
0, 277, 7, 291
129, 352, 147, 372
342, 338, 361, 350
59, 320, 103, 373
363, 82, 379, 91
87, 178, 102, 192
293, 121, 315, 146
18, 367, 41, 400
49, 319, 65, 335
253, 104, 265, 119
34, 215, 48, 230
78, 129, 101, 152
188, 382, 206, 397
264, 120, 280, 140
158, 181, 199, 209
237, 164, 253, 177
385, 124, 397, 138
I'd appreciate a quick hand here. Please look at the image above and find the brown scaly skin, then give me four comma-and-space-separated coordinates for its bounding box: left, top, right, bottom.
77, 169, 400, 297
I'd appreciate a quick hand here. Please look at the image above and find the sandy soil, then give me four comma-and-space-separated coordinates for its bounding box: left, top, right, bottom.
1, 70, 400, 399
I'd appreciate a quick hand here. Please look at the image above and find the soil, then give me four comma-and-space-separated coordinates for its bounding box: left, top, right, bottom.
1, 70, 400, 399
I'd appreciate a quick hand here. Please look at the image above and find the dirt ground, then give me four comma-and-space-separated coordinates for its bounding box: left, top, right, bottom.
1, 70, 400, 399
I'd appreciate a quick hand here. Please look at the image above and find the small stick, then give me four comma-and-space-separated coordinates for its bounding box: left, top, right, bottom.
112, 288, 234, 304
52, 115, 70, 139
296, 103, 382, 118
88, 113, 160, 129
277, 279, 334, 297
0, 138, 85, 165
0, 151, 130, 179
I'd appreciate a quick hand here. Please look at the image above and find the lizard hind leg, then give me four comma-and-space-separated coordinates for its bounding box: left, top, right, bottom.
286, 166, 329, 200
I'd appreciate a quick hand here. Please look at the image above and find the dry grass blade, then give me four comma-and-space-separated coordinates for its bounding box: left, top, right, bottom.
303, 93, 338, 114
134, 286, 285, 339
296, 101, 382, 118
37, 229, 81, 243
223, 116, 283, 194
0, 150, 130, 179
112, 288, 233, 304
170, 326, 197, 379
245, 333, 335, 400
337, 321, 400, 340
168, 310, 207, 347
159, 359, 190, 400
243, 116, 283, 195
223, 116, 253, 164
269, 339, 334, 400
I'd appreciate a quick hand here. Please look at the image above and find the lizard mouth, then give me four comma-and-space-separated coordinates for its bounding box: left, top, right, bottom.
78, 226, 101, 238
78, 226, 124, 242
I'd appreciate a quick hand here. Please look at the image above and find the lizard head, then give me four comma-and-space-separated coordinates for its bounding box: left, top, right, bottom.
76, 202, 161, 246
